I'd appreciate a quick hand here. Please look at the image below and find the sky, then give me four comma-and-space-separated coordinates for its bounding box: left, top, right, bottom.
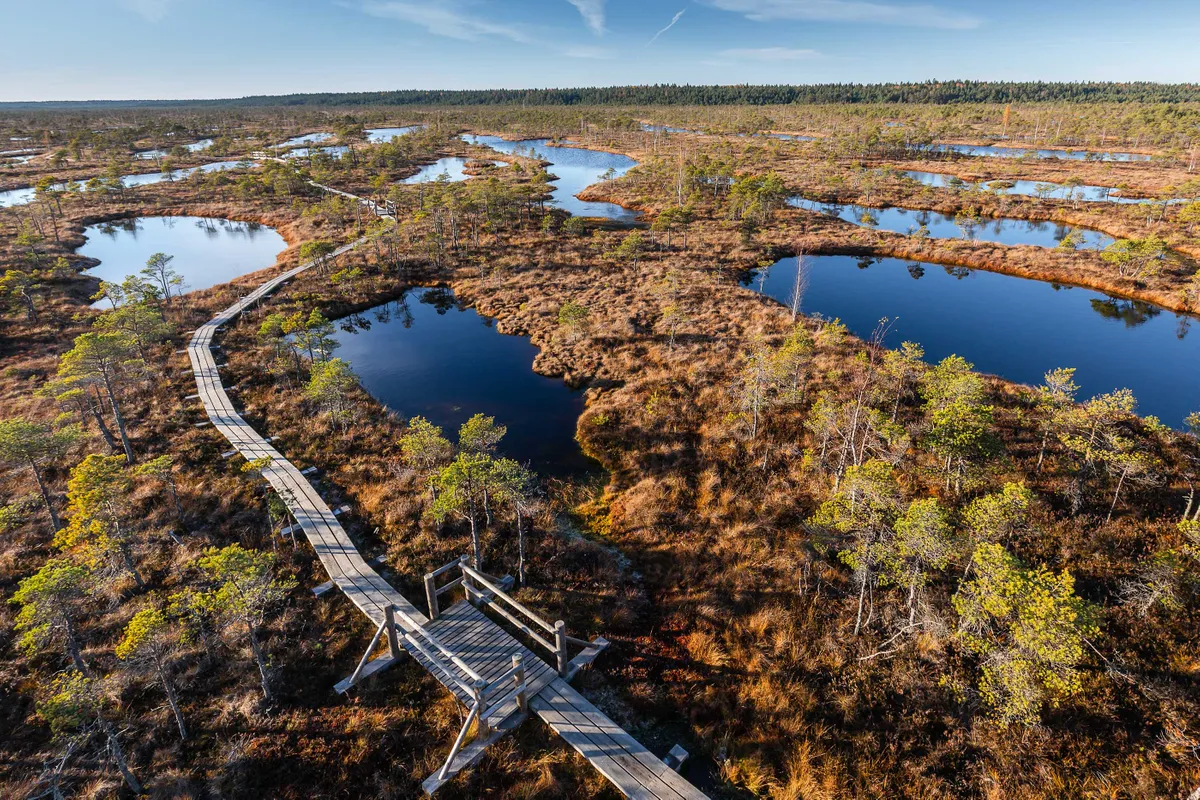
2, 0, 1200, 102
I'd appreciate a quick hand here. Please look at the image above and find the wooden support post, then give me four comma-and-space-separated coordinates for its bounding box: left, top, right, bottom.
513, 654, 528, 714
461, 554, 476, 605
384, 604, 402, 659
664, 744, 690, 772
473, 679, 490, 737
555, 620, 568, 678
424, 572, 440, 620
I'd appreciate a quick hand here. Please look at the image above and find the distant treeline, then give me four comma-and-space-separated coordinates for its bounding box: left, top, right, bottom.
6, 81, 1200, 110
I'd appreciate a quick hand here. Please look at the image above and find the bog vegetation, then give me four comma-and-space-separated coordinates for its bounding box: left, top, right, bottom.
0, 96, 1198, 798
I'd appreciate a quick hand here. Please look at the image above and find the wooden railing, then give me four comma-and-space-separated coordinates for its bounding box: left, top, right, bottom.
423, 557, 596, 679
341, 600, 530, 781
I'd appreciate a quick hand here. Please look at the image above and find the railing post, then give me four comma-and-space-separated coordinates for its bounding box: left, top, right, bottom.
384, 604, 402, 659
461, 554, 476, 605
424, 572, 440, 620
473, 678, 490, 737
513, 654, 528, 714
555, 620, 568, 678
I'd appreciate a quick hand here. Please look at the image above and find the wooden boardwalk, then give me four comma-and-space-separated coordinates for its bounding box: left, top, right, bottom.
185, 183, 707, 798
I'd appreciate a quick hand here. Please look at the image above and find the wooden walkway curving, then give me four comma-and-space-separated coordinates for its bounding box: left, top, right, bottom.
185, 183, 707, 799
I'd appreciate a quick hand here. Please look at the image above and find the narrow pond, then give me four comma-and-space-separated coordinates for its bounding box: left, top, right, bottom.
285, 145, 350, 159
332, 288, 593, 476
463, 134, 639, 222
274, 132, 333, 149
751, 254, 1200, 426
932, 143, 1150, 162
788, 197, 1114, 249
903, 170, 1184, 205
0, 160, 251, 208
401, 156, 501, 184
365, 126, 422, 142
79, 216, 287, 300
135, 138, 215, 160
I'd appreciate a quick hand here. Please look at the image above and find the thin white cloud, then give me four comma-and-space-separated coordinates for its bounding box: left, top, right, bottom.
119, 0, 174, 22
720, 46, 820, 60
563, 44, 615, 59
567, 0, 606, 36
704, 0, 981, 30
360, 1, 532, 43
647, 8, 686, 46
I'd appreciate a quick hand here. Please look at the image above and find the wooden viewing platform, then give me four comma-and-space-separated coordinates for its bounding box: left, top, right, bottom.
186, 185, 707, 798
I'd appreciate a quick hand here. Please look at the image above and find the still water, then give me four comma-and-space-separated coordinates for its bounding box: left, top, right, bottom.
78, 216, 287, 300
332, 288, 593, 475
752, 254, 1199, 426
365, 126, 422, 142
402, 156, 503, 183
788, 197, 1114, 249
0, 160, 251, 208
135, 138, 215, 159
463, 134, 639, 222
932, 143, 1151, 162
902, 170, 1184, 205
274, 132, 333, 149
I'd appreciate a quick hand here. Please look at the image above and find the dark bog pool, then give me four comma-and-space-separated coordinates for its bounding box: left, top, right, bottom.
79, 216, 287, 300
332, 288, 593, 476
751, 254, 1200, 427
462, 134, 638, 222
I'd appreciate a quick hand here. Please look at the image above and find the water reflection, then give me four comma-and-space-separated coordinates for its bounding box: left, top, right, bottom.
402, 156, 501, 183
903, 170, 1186, 205
789, 197, 1114, 249
365, 126, 422, 142
463, 134, 639, 221
78, 216, 287, 301
749, 254, 1199, 426
1, 160, 251, 208
332, 288, 594, 475
932, 143, 1151, 162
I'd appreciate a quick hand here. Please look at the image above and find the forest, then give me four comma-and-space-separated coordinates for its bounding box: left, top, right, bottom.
4, 81, 1200, 111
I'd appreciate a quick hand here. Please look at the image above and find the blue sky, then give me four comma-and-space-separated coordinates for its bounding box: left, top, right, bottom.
3, 0, 1199, 101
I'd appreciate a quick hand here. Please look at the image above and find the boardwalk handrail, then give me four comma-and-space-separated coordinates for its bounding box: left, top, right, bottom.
460, 564, 556, 634
449, 560, 579, 677
393, 606, 484, 684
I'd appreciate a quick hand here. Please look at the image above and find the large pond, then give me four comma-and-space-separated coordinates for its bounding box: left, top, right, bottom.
932, 143, 1150, 162
751, 254, 1200, 427
79, 216, 287, 300
902, 170, 1183, 205
332, 288, 593, 475
0, 160, 251, 208
463, 134, 639, 222
788, 197, 1114, 249
402, 156, 502, 184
